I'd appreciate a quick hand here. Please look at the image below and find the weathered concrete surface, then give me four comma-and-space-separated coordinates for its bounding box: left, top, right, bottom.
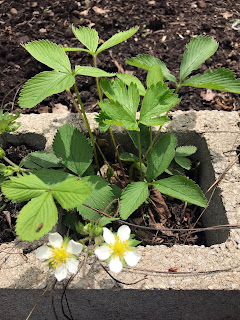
0, 111, 240, 294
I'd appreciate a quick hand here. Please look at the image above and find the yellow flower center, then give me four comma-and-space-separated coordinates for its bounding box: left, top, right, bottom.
109, 236, 130, 259
49, 246, 72, 269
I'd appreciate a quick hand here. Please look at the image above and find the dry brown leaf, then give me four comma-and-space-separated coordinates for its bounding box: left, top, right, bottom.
221, 12, 233, 19
200, 89, 215, 101
92, 6, 109, 15
52, 103, 69, 114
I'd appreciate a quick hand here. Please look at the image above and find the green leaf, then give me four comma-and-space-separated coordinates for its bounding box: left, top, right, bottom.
77, 176, 115, 221
52, 124, 93, 176
120, 152, 139, 162
52, 177, 92, 209
74, 66, 115, 78
100, 78, 128, 104
126, 54, 177, 83
128, 123, 150, 155
146, 133, 177, 182
119, 182, 149, 219
165, 160, 185, 176
94, 111, 111, 132
175, 146, 197, 157
152, 176, 207, 207
146, 65, 164, 88
99, 216, 119, 227
0, 111, 21, 134
180, 36, 218, 82
22, 40, 71, 73
100, 79, 140, 130
21, 151, 64, 169
139, 82, 180, 126
72, 25, 99, 53
33, 169, 75, 188
19, 71, 75, 108
175, 156, 191, 170
1, 173, 48, 201
99, 100, 139, 131
117, 73, 146, 96
16, 192, 57, 241
181, 67, 240, 93
96, 28, 138, 54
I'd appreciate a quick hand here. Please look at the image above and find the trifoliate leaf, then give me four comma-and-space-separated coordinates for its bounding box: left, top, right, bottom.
96, 28, 138, 54
146, 133, 177, 182
16, 192, 57, 241
181, 67, 240, 93
152, 176, 207, 207
22, 40, 71, 73
19, 71, 75, 108
180, 36, 218, 82
139, 82, 180, 126
126, 54, 177, 83
52, 177, 92, 209
77, 176, 115, 221
117, 73, 146, 96
21, 151, 64, 169
175, 146, 197, 157
72, 25, 99, 53
119, 182, 149, 219
1, 173, 48, 201
52, 124, 93, 176
74, 66, 115, 77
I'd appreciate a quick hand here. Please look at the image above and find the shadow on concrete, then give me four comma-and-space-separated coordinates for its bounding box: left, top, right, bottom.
1, 289, 239, 320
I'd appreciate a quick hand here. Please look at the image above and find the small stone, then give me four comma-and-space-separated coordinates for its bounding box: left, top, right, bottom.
39, 28, 47, 34
33, 11, 40, 15
31, 2, 38, 7
10, 8, 18, 15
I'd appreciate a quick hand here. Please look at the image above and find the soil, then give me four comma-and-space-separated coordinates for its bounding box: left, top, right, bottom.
0, 0, 240, 114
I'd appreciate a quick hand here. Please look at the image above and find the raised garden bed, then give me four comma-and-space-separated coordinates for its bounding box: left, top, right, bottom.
0, 110, 239, 318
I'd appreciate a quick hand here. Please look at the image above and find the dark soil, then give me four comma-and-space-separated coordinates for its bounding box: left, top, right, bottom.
0, 0, 240, 113
0, 144, 33, 243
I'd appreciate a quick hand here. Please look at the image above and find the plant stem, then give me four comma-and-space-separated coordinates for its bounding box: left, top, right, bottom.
73, 84, 100, 172
108, 127, 128, 184
149, 126, 153, 145
66, 89, 85, 124
137, 131, 143, 180
93, 55, 103, 102
142, 126, 162, 161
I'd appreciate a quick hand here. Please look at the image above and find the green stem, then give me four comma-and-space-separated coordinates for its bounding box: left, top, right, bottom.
142, 126, 162, 161
108, 127, 128, 184
149, 126, 153, 145
93, 55, 103, 102
66, 89, 85, 124
3, 156, 18, 168
137, 131, 143, 180
73, 83, 100, 172
95, 141, 123, 185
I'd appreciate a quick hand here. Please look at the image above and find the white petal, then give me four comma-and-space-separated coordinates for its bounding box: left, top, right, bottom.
54, 265, 68, 281
67, 240, 83, 255
109, 256, 123, 273
35, 246, 52, 259
124, 251, 141, 267
66, 258, 79, 274
103, 227, 115, 245
49, 233, 63, 248
94, 246, 112, 261
117, 225, 131, 241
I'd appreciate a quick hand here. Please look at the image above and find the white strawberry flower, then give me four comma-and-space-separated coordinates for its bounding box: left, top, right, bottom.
35, 232, 83, 281
94, 225, 141, 273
